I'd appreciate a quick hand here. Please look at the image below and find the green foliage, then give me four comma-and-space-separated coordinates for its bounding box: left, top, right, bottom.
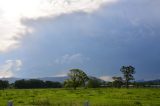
14, 79, 62, 89
0, 80, 9, 89
65, 69, 89, 89
120, 66, 135, 88
64, 79, 74, 88
112, 77, 123, 88
15, 79, 45, 89
45, 81, 62, 88
87, 77, 103, 88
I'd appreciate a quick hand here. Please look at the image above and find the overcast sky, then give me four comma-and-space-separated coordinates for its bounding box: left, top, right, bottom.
0, 0, 160, 81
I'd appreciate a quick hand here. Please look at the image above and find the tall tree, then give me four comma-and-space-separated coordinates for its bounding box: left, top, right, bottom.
120, 66, 135, 88
64, 69, 89, 90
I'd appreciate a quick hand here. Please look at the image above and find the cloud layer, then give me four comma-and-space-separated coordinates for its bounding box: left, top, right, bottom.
17, 0, 160, 79
55, 53, 89, 64
0, 0, 116, 52
0, 0, 159, 80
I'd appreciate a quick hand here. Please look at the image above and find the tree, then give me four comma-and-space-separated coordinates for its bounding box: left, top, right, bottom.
86, 77, 102, 88
45, 81, 62, 88
0, 80, 9, 90
64, 69, 89, 90
78, 70, 89, 87
15, 79, 45, 89
120, 66, 135, 88
112, 76, 123, 88
14, 79, 27, 89
64, 79, 74, 88
14, 79, 62, 89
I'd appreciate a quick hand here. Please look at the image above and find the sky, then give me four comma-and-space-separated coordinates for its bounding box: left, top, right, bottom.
0, 0, 160, 81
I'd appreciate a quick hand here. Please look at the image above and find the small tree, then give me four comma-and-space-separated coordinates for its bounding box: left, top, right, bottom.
0, 80, 9, 90
120, 66, 135, 88
87, 77, 102, 88
64, 69, 89, 90
112, 76, 123, 88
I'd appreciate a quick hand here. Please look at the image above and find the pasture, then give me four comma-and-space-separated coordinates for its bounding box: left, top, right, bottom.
0, 88, 160, 106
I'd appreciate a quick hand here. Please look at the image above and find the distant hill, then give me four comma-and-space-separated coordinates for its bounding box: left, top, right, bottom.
136, 79, 160, 82
136, 79, 145, 82
144, 79, 160, 84
89, 76, 106, 83
1, 77, 22, 83
136, 79, 160, 85
150, 79, 160, 82
39, 76, 68, 82
0, 76, 68, 83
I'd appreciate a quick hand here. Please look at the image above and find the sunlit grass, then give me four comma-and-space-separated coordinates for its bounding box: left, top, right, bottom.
0, 88, 160, 106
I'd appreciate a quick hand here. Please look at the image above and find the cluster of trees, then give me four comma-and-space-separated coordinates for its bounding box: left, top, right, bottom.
14, 79, 62, 89
0, 65, 141, 90
112, 77, 123, 88
1, 65, 159, 90
64, 69, 106, 89
0, 80, 9, 89
87, 77, 106, 88
134, 80, 160, 87
0, 79, 62, 89
111, 66, 135, 88
64, 66, 136, 89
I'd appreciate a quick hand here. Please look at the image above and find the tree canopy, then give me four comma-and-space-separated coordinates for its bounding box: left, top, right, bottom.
0, 80, 9, 89
14, 79, 62, 89
112, 76, 123, 88
120, 65, 135, 88
64, 69, 89, 90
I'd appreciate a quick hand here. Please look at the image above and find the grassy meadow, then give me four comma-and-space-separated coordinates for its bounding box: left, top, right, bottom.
0, 88, 160, 106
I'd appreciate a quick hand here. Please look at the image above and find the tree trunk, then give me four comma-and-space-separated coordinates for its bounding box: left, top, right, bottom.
73, 86, 76, 90
126, 80, 129, 88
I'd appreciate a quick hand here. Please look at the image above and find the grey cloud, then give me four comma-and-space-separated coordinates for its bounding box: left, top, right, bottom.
54, 53, 89, 64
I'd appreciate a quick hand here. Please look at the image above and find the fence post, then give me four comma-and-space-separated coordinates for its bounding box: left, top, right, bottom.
84, 100, 89, 106
7, 101, 13, 106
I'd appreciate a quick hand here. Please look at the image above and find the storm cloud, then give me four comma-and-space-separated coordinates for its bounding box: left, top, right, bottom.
0, 0, 160, 80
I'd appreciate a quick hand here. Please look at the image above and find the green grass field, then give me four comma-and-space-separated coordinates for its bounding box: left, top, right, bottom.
0, 88, 160, 106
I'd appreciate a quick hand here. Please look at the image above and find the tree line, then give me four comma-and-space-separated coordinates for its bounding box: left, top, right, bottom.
63, 66, 136, 89
0, 79, 62, 89
0, 77, 105, 89
0, 65, 159, 89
